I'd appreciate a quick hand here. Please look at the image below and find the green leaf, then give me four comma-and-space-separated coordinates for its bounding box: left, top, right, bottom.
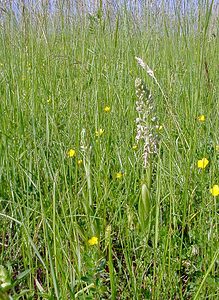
81, 275, 93, 284
16, 269, 30, 281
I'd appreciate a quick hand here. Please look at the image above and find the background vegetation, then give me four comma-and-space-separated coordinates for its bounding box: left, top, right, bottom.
0, 0, 218, 299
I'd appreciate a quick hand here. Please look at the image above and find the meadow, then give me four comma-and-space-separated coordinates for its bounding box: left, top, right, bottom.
0, 1, 219, 299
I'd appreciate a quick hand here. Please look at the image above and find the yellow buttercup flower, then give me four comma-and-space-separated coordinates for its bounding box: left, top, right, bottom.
67, 149, 76, 158
210, 185, 219, 197
88, 236, 98, 246
77, 159, 83, 165
197, 115, 205, 122
95, 128, 104, 137
104, 106, 111, 113
197, 157, 209, 169
132, 144, 138, 150
155, 125, 163, 131
116, 172, 123, 179
215, 145, 219, 151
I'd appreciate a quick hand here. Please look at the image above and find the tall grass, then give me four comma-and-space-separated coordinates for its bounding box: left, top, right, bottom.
0, 1, 218, 299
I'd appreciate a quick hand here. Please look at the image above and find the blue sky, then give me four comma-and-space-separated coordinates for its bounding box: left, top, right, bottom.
4, 0, 219, 20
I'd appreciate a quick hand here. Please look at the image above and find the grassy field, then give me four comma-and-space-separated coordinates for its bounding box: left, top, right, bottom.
0, 1, 219, 299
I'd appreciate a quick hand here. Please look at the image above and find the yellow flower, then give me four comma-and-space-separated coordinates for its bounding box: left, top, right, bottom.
88, 236, 98, 246
197, 115, 205, 122
197, 157, 209, 169
132, 144, 138, 150
215, 145, 219, 151
210, 185, 219, 197
67, 149, 76, 158
95, 128, 104, 137
116, 172, 123, 179
104, 106, 111, 113
77, 159, 83, 165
